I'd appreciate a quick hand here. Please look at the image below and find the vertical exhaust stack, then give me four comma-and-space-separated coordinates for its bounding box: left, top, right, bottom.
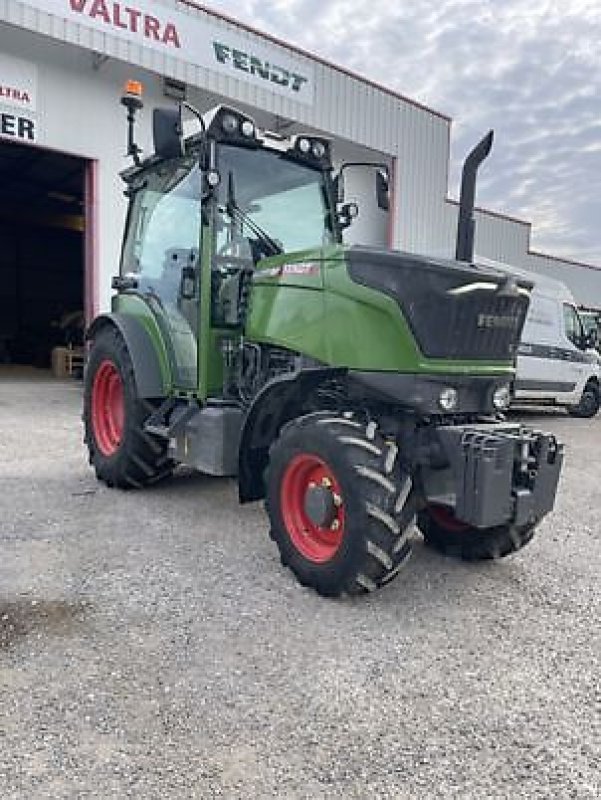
455, 130, 494, 263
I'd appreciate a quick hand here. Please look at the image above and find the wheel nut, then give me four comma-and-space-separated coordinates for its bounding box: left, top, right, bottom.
331, 519, 340, 531
321, 477, 332, 488
333, 493, 342, 507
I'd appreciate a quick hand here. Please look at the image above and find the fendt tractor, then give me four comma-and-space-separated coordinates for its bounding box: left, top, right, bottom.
83, 81, 564, 597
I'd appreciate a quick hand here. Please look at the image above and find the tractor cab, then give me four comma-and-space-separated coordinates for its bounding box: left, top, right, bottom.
114, 90, 352, 397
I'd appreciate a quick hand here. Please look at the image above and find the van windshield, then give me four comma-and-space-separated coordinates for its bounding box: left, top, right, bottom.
563, 304, 584, 347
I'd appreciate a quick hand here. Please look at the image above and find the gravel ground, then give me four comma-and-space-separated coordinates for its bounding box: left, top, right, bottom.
0, 367, 599, 799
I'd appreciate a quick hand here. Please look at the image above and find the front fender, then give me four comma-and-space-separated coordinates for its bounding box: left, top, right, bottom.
238, 367, 346, 503
86, 313, 169, 399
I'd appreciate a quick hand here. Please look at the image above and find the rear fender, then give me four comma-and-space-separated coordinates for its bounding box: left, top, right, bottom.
238, 367, 345, 503
86, 314, 169, 398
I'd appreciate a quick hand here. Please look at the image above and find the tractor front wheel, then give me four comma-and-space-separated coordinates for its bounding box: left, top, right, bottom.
83, 326, 172, 489
266, 412, 417, 597
418, 505, 536, 560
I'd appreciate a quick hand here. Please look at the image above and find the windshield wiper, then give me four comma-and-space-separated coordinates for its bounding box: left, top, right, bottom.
226, 171, 283, 258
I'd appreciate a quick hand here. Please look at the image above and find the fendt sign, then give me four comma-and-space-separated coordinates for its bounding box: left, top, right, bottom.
21, 0, 315, 105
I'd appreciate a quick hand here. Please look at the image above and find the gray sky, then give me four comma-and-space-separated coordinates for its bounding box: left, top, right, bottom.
205, 0, 600, 265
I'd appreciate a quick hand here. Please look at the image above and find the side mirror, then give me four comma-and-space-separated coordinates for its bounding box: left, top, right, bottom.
180, 265, 197, 300
376, 170, 390, 211
153, 107, 184, 160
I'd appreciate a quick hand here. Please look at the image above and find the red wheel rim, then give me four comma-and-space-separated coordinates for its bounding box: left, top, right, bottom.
280, 453, 345, 564
91, 360, 125, 457
429, 504, 470, 533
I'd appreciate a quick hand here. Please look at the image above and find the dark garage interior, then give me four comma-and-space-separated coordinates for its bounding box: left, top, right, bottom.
0, 140, 86, 371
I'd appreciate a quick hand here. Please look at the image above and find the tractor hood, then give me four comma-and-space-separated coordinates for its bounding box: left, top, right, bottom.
346, 246, 532, 362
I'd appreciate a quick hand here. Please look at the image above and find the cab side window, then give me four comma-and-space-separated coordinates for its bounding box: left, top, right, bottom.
122, 160, 201, 304
563, 304, 583, 347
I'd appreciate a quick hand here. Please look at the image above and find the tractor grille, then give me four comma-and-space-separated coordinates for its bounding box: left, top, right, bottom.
347, 247, 530, 361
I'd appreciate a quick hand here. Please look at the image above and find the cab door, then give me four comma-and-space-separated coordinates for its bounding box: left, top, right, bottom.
121, 159, 202, 390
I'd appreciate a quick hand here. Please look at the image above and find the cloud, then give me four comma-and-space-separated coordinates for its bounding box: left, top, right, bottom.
204, 0, 601, 265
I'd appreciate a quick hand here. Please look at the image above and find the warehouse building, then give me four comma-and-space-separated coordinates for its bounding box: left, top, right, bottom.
1, 0, 600, 368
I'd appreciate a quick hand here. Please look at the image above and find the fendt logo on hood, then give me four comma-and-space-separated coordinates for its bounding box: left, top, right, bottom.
213, 42, 308, 94
477, 313, 521, 330
68, 1, 181, 49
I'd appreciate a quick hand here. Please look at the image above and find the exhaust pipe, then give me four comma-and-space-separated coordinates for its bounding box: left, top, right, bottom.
455, 130, 494, 263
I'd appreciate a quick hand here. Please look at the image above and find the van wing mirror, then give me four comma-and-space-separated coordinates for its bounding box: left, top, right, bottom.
153, 107, 184, 160
584, 329, 598, 349
376, 169, 390, 211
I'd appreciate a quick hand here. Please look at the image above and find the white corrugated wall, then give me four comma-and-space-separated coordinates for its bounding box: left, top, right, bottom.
1, 0, 599, 308
1, 0, 452, 255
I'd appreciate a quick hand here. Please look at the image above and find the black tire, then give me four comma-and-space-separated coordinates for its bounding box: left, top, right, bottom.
417, 506, 536, 561
265, 412, 417, 597
83, 326, 173, 489
568, 381, 600, 418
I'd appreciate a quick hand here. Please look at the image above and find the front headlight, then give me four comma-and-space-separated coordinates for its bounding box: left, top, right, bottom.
493, 384, 512, 410
439, 387, 458, 412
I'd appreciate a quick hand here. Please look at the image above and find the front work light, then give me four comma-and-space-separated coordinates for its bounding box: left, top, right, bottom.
312, 141, 326, 158
221, 114, 239, 134
241, 120, 255, 138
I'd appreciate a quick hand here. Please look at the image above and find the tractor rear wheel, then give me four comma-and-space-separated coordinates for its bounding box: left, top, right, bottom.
418, 505, 536, 560
83, 326, 172, 489
266, 412, 417, 597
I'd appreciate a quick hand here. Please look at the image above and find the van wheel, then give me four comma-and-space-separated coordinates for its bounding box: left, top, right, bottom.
568, 381, 600, 418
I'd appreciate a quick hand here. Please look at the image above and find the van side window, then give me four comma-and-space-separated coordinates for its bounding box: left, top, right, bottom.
563, 304, 583, 347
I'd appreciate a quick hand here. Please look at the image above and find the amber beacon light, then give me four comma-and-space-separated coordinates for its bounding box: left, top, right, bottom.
121, 79, 144, 165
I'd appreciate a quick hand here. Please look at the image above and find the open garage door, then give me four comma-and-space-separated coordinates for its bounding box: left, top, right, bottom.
0, 141, 90, 374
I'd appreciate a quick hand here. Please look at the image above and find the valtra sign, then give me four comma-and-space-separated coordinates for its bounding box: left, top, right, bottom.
22, 0, 315, 105
0, 54, 38, 144
0, 53, 37, 112
67, 1, 181, 49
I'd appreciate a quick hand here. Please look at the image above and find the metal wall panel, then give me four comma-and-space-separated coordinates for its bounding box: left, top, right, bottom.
4, 0, 451, 255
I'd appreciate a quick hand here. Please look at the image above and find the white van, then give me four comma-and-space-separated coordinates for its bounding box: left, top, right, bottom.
476, 259, 600, 417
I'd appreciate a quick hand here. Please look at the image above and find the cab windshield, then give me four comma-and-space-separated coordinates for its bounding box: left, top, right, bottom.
215, 144, 335, 257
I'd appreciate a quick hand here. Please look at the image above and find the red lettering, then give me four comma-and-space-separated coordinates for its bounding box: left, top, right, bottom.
162, 23, 181, 49
0, 86, 30, 104
112, 2, 127, 30
144, 14, 160, 41
89, 0, 110, 24
66, 0, 181, 51
125, 7, 141, 33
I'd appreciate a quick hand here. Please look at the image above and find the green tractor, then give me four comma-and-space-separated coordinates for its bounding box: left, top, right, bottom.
83, 81, 564, 597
